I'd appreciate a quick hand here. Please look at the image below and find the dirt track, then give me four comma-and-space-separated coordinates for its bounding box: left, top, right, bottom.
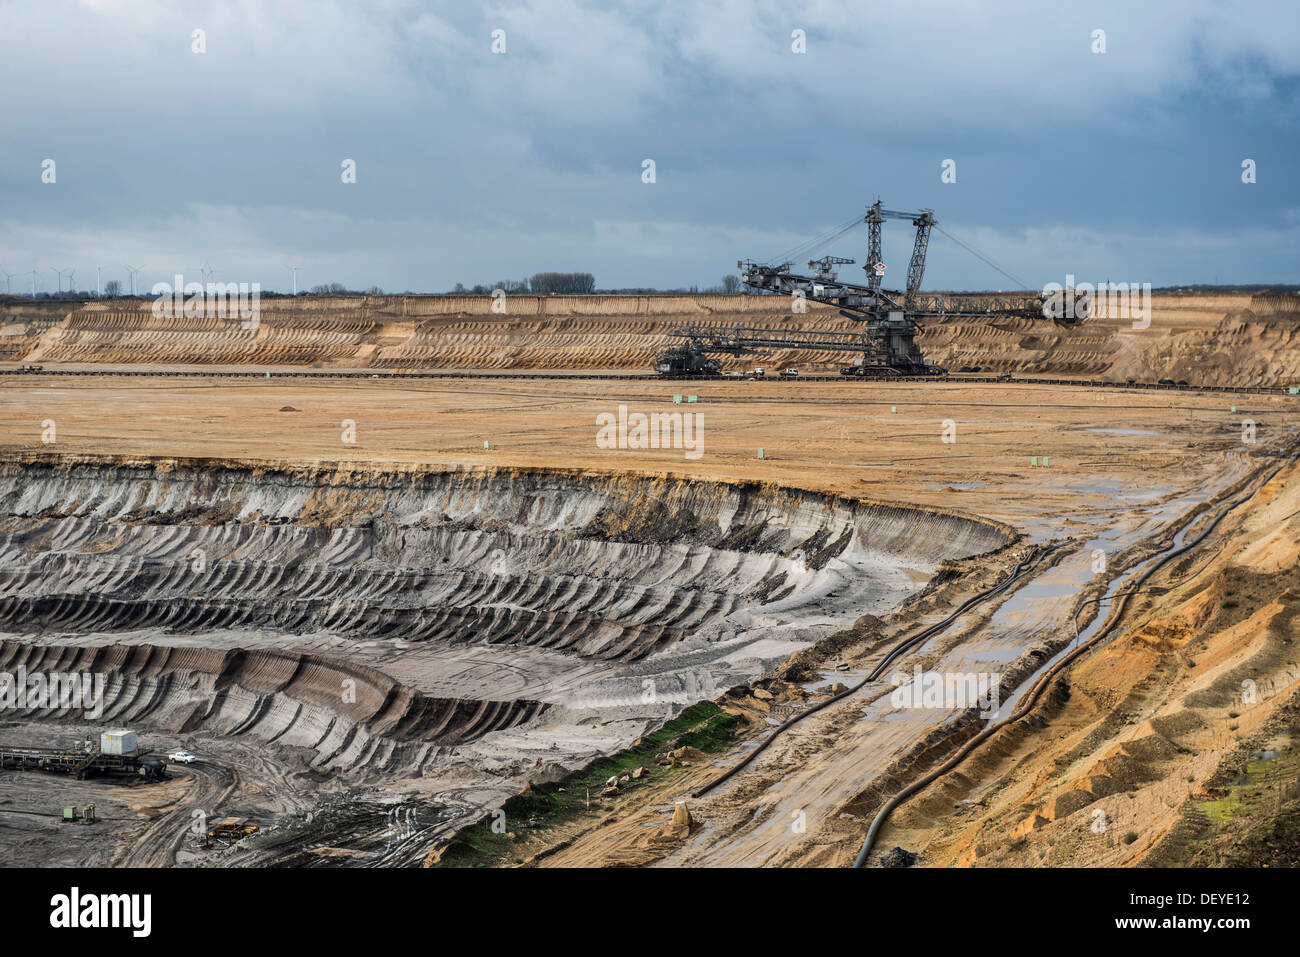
885, 461, 1300, 868
532, 454, 1278, 867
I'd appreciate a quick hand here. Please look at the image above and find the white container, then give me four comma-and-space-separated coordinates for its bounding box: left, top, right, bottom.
100, 730, 138, 755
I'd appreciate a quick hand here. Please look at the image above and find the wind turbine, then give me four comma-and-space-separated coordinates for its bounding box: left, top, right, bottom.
1, 270, 16, 296
51, 267, 65, 294
96, 265, 108, 297
29, 269, 38, 297
124, 265, 143, 297
201, 262, 214, 286
286, 265, 301, 296
65, 269, 76, 295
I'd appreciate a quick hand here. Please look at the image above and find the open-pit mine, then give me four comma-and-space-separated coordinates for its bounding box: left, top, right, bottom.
2, 290, 1299, 869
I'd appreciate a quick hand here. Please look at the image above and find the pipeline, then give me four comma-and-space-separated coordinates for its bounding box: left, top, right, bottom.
691, 542, 1062, 799
851, 453, 1294, 867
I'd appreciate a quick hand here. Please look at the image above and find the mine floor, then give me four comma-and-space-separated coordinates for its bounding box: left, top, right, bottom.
0, 374, 1295, 866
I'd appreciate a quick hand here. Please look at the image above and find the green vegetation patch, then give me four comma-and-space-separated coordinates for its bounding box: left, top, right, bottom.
433, 701, 739, 867
1201, 740, 1296, 826
1146, 729, 1300, 867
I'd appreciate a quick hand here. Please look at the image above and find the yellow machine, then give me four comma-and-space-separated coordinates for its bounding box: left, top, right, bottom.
206, 817, 260, 841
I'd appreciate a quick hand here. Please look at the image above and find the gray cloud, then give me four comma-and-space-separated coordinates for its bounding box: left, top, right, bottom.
2, 0, 1297, 293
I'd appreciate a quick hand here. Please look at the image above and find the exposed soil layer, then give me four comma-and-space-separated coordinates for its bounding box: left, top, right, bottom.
1, 367, 1296, 866
0, 458, 1010, 656
2, 376, 1284, 532
0, 640, 544, 770
530, 451, 1300, 869
510, 448, 1298, 867
4, 291, 1298, 385
873, 459, 1300, 868
0, 453, 1011, 864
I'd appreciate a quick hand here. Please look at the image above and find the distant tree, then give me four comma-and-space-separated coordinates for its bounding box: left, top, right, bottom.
722, 275, 740, 294
104, 279, 122, 297
364, 285, 383, 295
530, 272, 595, 294
452, 283, 467, 293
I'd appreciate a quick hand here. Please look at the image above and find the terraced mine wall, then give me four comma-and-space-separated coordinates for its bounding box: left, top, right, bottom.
4, 292, 1297, 384
0, 641, 544, 773
0, 456, 1013, 779
0, 457, 1014, 649
0, 299, 74, 362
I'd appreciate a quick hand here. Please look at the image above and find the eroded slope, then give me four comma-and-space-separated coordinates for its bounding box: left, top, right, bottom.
0, 457, 1012, 818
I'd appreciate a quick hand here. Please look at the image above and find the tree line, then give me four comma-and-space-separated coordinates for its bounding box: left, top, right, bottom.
448, 273, 740, 295
6, 273, 745, 300
451, 272, 595, 295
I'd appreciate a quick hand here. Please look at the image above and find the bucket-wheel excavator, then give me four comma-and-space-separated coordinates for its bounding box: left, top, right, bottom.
655, 200, 1086, 377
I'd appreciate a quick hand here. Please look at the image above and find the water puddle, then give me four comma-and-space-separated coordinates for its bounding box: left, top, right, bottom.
988, 473, 1238, 724
802, 667, 867, 694
1060, 481, 1172, 501
962, 645, 1024, 664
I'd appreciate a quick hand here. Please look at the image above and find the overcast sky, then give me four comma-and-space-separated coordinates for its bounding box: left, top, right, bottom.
2, 0, 1297, 295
